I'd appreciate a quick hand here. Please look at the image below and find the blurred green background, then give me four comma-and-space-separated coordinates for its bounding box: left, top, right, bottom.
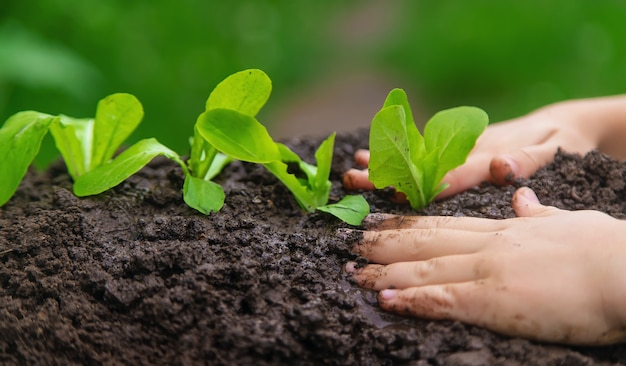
1, 0, 625, 166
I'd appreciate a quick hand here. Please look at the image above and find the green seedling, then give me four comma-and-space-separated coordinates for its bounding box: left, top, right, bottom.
50, 94, 188, 198
196, 69, 369, 225
0, 94, 216, 214
54, 92, 226, 215
369, 88, 488, 210
183, 68, 274, 214
1, 69, 369, 225
0, 95, 186, 207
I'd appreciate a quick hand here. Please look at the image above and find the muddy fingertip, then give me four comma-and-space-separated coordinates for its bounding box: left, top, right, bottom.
344, 261, 358, 273
336, 228, 364, 243
361, 213, 389, 229
490, 155, 517, 185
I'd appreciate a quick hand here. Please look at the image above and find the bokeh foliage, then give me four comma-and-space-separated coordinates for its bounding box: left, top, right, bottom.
1, 1, 625, 166
381, 1, 626, 122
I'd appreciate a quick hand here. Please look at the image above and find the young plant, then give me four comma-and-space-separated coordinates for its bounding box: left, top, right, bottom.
52, 93, 226, 215
368, 88, 488, 210
0, 94, 210, 213
0, 95, 186, 207
183, 68, 274, 214
195, 69, 369, 225
1, 69, 369, 224
50, 93, 188, 199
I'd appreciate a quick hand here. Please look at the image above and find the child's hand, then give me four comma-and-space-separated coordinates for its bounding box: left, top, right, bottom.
344, 187, 626, 345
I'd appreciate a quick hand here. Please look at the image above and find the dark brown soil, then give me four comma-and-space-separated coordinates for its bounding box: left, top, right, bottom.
1, 129, 626, 365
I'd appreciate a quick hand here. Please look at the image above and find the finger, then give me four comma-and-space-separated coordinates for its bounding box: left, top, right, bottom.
377, 282, 604, 345
342, 169, 375, 191
378, 281, 512, 331
511, 187, 560, 218
348, 254, 490, 291
377, 281, 545, 340
353, 227, 497, 263
437, 153, 494, 199
489, 142, 559, 185
354, 149, 370, 167
342, 169, 408, 203
362, 213, 507, 232
377, 282, 481, 321
388, 191, 408, 204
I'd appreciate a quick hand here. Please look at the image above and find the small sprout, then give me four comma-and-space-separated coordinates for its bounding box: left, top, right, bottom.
196, 69, 370, 225
369, 88, 488, 210
58, 94, 188, 197
0, 69, 370, 225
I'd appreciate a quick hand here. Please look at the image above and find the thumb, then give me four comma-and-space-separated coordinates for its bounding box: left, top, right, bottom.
512, 187, 559, 217
489, 144, 558, 185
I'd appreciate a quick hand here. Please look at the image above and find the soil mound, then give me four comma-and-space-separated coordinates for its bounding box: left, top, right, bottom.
1, 129, 625, 365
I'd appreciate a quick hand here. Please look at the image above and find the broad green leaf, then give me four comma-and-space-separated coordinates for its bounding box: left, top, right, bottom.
91, 93, 144, 168
418, 148, 447, 204
317, 195, 370, 226
368, 105, 425, 208
369, 87, 488, 210
183, 175, 225, 214
49, 115, 94, 180
0, 111, 55, 206
313, 132, 335, 193
206, 69, 271, 116
73, 138, 186, 196
196, 108, 281, 163
424, 106, 488, 185
382, 88, 425, 161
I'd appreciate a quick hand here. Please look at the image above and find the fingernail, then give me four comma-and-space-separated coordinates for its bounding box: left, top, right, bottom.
519, 187, 539, 203
342, 171, 355, 190
345, 261, 357, 273
502, 156, 519, 183
379, 289, 398, 301
336, 228, 364, 243
361, 213, 386, 229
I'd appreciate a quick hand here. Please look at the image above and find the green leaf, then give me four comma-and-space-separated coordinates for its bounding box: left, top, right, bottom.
0, 111, 55, 206
189, 69, 269, 183
189, 124, 219, 179
204, 153, 232, 181
206, 69, 271, 116
183, 175, 225, 214
313, 132, 335, 193
369, 88, 488, 210
424, 106, 488, 185
196, 108, 281, 163
276, 142, 317, 184
49, 115, 94, 180
73, 138, 186, 196
368, 104, 425, 208
276, 142, 301, 162
382, 88, 425, 161
317, 195, 370, 226
90, 93, 144, 168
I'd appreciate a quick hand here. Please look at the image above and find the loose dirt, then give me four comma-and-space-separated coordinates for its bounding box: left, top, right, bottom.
1, 129, 625, 365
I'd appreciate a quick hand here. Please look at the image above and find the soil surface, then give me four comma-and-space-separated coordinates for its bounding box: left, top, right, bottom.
1, 129, 626, 365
